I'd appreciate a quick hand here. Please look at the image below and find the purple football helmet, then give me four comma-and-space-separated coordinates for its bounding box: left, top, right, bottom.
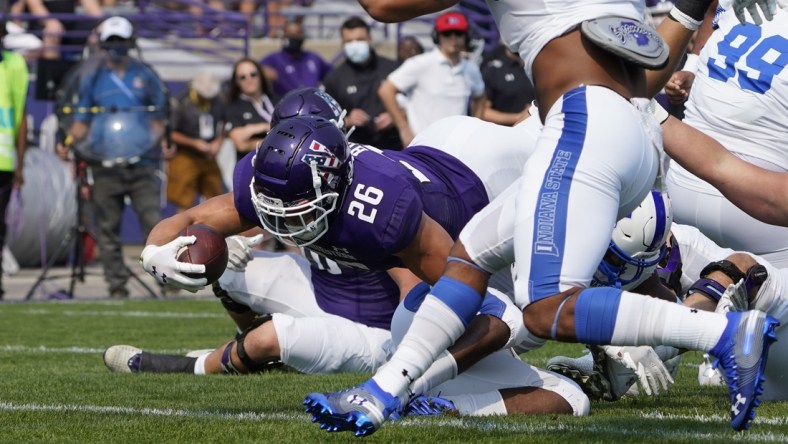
271, 87, 346, 128
250, 115, 353, 247
593, 189, 673, 290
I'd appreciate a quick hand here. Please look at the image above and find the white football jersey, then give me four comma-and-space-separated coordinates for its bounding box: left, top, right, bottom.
484, 0, 644, 80
672, 6, 788, 194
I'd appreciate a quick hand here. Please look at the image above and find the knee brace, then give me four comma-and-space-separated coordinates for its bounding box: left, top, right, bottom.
232, 314, 283, 374
686, 260, 768, 304
213, 282, 252, 314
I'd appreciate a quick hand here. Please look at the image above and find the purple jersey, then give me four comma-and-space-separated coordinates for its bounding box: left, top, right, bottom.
234, 153, 399, 330
260, 50, 332, 98
308, 144, 488, 271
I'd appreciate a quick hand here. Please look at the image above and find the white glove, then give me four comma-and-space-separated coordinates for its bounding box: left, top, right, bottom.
721, 0, 776, 25
715, 278, 750, 314
140, 237, 207, 292
603, 345, 674, 396
225, 234, 265, 272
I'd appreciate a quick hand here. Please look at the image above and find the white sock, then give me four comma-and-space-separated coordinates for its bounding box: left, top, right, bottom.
610, 292, 726, 351
444, 391, 507, 416
193, 353, 209, 375
373, 295, 467, 397
409, 350, 458, 397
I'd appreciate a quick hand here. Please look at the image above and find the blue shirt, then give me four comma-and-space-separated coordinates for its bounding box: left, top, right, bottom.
75, 59, 168, 163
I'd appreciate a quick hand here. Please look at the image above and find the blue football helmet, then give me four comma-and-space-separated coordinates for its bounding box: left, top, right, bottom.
593, 190, 673, 290
271, 87, 346, 129
250, 116, 353, 247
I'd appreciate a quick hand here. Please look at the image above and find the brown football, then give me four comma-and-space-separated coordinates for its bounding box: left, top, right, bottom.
176, 224, 229, 284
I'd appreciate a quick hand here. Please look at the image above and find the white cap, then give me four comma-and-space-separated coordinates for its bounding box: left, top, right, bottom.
99, 16, 134, 42
191, 70, 221, 99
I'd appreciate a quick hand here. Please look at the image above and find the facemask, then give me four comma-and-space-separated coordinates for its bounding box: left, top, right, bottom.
103, 40, 131, 61
282, 37, 304, 54
107, 47, 129, 61
343, 40, 370, 64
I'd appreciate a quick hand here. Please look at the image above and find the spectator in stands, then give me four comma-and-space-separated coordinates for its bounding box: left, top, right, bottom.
199, 0, 257, 17
480, 43, 535, 126
377, 11, 484, 146
23, 0, 103, 60
59, 16, 171, 298
0, 23, 29, 299
396, 35, 423, 65
260, 19, 331, 97
187, 0, 258, 36
225, 57, 276, 160
322, 16, 401, 150
167, 70, 226, 213
263, 0, 293, 37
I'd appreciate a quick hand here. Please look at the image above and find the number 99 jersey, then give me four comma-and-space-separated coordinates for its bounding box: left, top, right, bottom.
667, 5, 788, 267
682, 6, 788, 170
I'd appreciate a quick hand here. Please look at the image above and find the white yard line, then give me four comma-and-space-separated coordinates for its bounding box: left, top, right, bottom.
18, 309, 224, 318
422, 417, 787, 441
0, 345, 189, 355
640, 411, 788, 427
0, 402, 301, 422
0, 402, 782, 441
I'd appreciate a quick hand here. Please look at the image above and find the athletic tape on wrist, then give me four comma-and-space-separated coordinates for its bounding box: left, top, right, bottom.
681, 53, 700, 74
648, 99, 670, 125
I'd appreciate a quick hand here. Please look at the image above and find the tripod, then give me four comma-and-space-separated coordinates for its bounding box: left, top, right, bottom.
25, 158, 160, 300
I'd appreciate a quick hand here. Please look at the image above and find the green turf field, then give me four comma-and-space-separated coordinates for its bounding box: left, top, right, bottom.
1, 298, 785, 443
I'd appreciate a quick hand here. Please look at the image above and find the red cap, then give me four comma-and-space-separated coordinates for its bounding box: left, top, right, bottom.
434, 11, 468, 33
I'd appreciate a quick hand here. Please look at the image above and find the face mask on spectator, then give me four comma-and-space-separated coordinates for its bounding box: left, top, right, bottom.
282, 37, 304, 54
343, 40, 370, 64
107, 46, 130, 61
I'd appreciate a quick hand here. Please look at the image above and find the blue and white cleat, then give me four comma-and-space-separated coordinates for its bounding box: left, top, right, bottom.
403, 395, 457, 417
304, 380, 401, 437
711, 310, 779, 431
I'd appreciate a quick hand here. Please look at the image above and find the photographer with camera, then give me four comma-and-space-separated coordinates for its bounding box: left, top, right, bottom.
58, 16, 171, 298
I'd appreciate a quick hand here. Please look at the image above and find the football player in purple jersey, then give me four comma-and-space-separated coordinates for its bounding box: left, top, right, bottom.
137, 91, 586, 416
118, 88, 413, 378
303, 0, 779, 436
106, 241, 412, 376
